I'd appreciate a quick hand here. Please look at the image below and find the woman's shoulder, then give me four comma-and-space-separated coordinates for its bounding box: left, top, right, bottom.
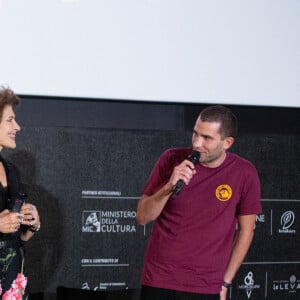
0, 155, 19, 173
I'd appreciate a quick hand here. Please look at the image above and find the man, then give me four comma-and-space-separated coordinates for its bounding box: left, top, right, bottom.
136, 105, 262, 300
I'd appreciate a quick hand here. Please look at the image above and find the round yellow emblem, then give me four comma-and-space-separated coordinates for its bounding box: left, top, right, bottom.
215, 184, 232, 201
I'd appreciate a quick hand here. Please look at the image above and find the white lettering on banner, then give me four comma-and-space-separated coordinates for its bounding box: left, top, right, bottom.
100, 225, 136, 232
82, 190, 121, 197
273, 283, 300, 290
101, 211, 136, 218
253, 214, 265, 230
81, 259, 93, 264
82, 210, 137, 233
82, 226, 99, 232
82, 190, 98, 195
80, 257, 129, 267
273, 275, 300, 294
256, 214, 265, 222
99, 282, 126, 289
81, 258, 119, 264
92, 258, 118, 263
101, 218, 118, 224
81, 281, 127, 291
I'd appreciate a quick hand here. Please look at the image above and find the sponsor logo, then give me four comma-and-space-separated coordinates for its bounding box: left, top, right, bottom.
83, 211, 101, 232
82, 210, 136, 233
238, 271, 261, 299
215, 184, 232, 201
82, 281, 127, 291
278, 211, 296, 234
273, 274, 300, 294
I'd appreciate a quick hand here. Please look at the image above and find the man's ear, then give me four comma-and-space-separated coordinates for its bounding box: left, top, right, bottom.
224, 136, 234, 150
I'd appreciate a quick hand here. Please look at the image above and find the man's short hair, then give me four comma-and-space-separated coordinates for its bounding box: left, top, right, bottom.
199, 105, 238, 139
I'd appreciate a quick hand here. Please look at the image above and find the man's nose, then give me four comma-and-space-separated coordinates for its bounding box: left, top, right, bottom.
193, 136, 203, 148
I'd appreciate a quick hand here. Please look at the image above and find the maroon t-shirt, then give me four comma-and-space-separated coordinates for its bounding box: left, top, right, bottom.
141, 148, 262, 294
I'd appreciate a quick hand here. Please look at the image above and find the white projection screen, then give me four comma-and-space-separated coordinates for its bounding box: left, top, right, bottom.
0, 0, 299, 107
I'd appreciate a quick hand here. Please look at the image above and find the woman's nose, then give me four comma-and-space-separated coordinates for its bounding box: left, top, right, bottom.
14, 120, 21, 131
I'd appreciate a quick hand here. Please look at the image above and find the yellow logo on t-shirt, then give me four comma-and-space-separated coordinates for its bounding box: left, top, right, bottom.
215, 184, 232, 201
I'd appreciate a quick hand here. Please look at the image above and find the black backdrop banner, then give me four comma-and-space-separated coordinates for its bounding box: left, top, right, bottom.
2, 97, 299, 300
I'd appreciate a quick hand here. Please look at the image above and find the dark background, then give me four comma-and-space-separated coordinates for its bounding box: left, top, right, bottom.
3, 95, 299, 300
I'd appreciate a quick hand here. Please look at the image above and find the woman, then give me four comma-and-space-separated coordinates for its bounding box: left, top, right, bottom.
0, 87, 41, 295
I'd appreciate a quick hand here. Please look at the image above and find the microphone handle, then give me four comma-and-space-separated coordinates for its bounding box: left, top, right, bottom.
172, 179, 185, 196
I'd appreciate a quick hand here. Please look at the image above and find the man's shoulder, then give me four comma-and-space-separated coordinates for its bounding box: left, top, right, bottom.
227, 152, 258, 172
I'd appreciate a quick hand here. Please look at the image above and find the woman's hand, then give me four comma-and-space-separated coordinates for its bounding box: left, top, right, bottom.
20, 203, 41, 241
0, 209, 22, 233
20, 203, 40, 229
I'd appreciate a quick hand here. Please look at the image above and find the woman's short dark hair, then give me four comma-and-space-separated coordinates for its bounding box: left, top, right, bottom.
0, 87, 20, 122
199, 105, 238, 139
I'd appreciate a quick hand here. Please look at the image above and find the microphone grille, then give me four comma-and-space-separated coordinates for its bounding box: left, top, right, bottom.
188, 150, 200, 164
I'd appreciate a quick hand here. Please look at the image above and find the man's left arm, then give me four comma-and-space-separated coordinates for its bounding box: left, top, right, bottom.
220, 214, 256, 300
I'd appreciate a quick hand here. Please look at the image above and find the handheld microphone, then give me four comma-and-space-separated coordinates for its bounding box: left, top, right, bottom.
172, 150, 200, 197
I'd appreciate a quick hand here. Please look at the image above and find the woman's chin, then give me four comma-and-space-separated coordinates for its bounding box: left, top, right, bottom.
4, 143, 17, 149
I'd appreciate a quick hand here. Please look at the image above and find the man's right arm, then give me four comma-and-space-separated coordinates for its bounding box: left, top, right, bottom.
136, 186, 173, 226
136, 158, 196, 225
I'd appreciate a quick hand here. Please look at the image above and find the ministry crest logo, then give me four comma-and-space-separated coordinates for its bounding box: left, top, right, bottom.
82, 211, 101, 232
